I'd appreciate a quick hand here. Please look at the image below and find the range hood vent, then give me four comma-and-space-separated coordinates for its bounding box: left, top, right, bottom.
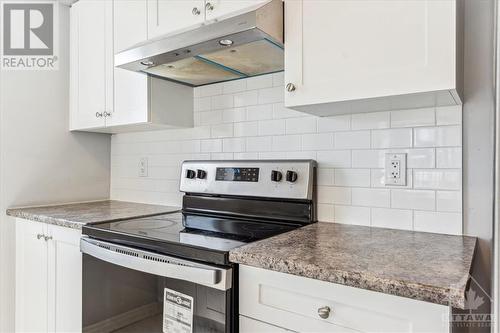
115, 0, 284, 87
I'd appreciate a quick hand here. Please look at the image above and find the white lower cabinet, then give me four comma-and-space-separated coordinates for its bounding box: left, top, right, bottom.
239, 265, 450, 333
16, 219, 82, 333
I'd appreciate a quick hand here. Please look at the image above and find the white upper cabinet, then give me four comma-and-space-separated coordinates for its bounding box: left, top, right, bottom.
204, 0, 270, 21
70, 0, 110, 130
284, 0, 463, 116
70, 0, 193, 133
147, 0, 205, 39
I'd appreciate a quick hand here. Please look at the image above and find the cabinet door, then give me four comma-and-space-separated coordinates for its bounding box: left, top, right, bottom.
147, 0, 205, 39
70, 0, 107, 130
111, 0, 149, 127
47, 225, 82, 333
15, 220, 48, 333
205, 0, 269, 21
284, 0, 456, 112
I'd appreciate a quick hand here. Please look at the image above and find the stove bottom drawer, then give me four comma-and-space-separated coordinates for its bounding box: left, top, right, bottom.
239, 265, 450, 333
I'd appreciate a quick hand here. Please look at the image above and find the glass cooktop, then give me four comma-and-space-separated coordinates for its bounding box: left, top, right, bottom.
82, 212, 296, 265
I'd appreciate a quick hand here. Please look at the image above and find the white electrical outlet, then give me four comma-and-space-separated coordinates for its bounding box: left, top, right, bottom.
385, 153, 406, 186
139, 157, 148, 177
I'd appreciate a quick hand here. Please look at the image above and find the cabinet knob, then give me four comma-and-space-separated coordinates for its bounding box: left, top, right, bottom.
286, 83, 296, 92
103, 111, 112, 118
317, 306, 331, 319
95, 112, 103, 118
44, 235, 52, 241
192, 7, 201, 15
205, 2, 214, 11
36, 234, 44, 240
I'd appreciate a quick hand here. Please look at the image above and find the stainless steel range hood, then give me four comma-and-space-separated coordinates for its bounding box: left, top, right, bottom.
115, 0, 283, 87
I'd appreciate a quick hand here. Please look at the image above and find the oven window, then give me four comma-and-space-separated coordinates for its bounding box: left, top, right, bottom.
82, 254, 231, 333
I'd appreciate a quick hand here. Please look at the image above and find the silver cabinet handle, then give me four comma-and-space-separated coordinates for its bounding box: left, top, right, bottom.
44, 235, 52, 241
192, 7, 201, 15
95, 112, 103, 118
205, 2, 214, 11
103, 111, 112, 117
318, 306, 331, 319
36, 234, 44, 240
286, 83, 296, 92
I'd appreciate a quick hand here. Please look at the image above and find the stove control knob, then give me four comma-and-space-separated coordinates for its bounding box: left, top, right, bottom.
271, 170, 283, 182
286, 170, 298, 183
197, 169, 207, 179
186, 169, 196, 179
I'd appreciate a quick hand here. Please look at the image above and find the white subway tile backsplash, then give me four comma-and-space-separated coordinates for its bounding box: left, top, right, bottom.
316, 150, 352, 168
390, 108, 435, 128
414, 211, 462, 235
273, 103, 304, 119
302, 133, 334, 151
211, 123, 233, 138
234, 90, 259, 107
317, 204, 335, 222
317, 168, 334, 186
212, 95, 234, 110
246, 136, 272, 152
371, 208, 413, 230
436, 147, 462, 168
222, 107, 246, 123
258, 119, 285, 136
334, 131, 370, 149
223, 138, 246, 152
391, 189, 435, 211
201, 139, 222, 153
436, 105, 461, 125
246, 75, 273, 90
272, 135, 301, 151
317, 115, 351, 132
436, 191, 462, 212
414, 126, 461, 147
334, 169, 371, 187
246, 104, 273, 121
351, 112, 390, 130
334, 205, 371, 226
234, 121, 258, 137
286, 117, 317, 134
371, 128, 412, 148
222, 79, 247, 94
317, 186, 351, 205
112, 74, 463, 236
258, 86, 284, 104
413, 169, 461, 190
352, 188, 390, 207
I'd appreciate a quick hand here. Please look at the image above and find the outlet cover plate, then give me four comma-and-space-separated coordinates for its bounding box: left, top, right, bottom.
139, 157, 148, 177
385, 153, 406, 186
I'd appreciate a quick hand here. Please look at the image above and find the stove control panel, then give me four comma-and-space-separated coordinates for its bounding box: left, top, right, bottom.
180, 160, 316, 200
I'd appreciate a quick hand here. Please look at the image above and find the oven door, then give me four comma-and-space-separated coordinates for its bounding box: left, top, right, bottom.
80, 237, 234, 333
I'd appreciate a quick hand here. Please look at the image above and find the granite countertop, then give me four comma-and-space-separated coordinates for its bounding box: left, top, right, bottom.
6, 200, 180, 229
229, 222, 476, 309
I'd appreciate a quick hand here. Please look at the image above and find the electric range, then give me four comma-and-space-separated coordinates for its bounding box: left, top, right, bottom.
81, 160, 317, 333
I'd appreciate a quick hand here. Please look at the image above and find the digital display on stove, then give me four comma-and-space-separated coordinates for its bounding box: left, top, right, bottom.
216, 167, 259, 182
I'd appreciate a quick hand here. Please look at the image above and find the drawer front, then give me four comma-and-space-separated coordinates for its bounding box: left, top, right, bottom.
239, 265, 450, 333
240, 315, 295, 333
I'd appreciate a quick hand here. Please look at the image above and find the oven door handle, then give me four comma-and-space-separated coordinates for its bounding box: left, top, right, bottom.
80, 237, 231, 291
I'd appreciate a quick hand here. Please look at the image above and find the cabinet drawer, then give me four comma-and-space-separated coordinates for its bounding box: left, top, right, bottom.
239, 265, 449, 333
240, 315, 294, 333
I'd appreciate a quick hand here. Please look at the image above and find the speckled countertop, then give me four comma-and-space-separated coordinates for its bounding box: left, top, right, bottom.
230, 222, 476, 309
6, 200, 180, 229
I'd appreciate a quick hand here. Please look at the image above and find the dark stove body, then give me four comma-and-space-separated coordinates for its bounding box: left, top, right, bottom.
81, 160, 317, 333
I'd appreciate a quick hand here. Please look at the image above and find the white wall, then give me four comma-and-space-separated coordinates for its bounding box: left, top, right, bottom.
111, 73, 463, 235
0, 3, 111, 332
